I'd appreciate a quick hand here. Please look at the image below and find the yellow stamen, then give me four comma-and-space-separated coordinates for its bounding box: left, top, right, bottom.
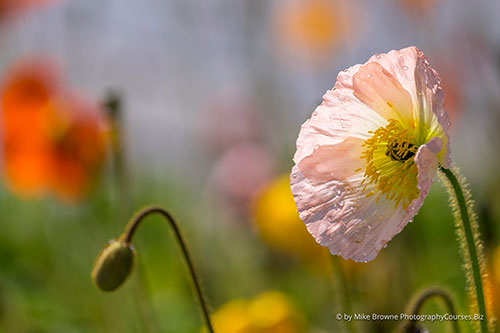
360, 119, 419, 208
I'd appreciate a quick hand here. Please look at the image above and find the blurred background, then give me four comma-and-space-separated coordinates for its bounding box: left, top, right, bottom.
1, 0, 500, 332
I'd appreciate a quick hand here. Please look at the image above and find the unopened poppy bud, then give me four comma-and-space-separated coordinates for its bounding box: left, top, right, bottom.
91, 240, 135, 292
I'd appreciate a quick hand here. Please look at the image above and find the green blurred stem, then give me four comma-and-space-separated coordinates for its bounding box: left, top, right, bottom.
330, 256, 358, 333
103, 91, 130, 220
405, 287, 459, 333
440, 167, 487, 333
121, 206, 215, 333
104, 92, 159, 331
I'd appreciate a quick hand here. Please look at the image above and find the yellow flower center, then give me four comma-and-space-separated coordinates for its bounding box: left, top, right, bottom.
359, 119, 419, 208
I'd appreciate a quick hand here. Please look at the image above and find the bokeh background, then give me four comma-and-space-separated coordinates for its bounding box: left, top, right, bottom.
1, 0, 500, 332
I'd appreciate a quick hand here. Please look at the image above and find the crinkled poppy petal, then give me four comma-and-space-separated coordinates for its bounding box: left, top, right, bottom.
297, 137, 366, 182
290, 137, 442, 262
291, 46, 451, 262
406, 136, 442, 214
294, 47, 449, 169
414, 55, 451, 168
365, 46, 450, 167
293, 73, 386, 164
291, 165, 403, 261
353, 61, 414, 125
366, 47, 420, 106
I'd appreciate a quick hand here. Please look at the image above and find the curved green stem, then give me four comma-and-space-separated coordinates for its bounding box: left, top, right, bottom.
405, 287, 460, 333
440, 167, 487, 333
121, 206, 215, 333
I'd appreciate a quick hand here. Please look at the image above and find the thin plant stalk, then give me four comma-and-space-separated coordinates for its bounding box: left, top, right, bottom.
103, 93, 159, 331
103, 91, 130, 220
121, 206, 215, 333
440, 167, 488, 333
329, 255, 358, 333
404, 287, 460, 333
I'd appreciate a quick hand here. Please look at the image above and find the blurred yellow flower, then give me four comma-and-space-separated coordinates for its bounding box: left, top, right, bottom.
206, 291, 305, 333
482, 274, 496, 326
488, 246, 500, 321
493, 248, 500, 287
252, 174, 329, 266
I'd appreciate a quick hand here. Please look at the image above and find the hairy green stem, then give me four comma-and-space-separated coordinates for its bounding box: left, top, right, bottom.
440, 167, 487, 333
122, 206, 215, 333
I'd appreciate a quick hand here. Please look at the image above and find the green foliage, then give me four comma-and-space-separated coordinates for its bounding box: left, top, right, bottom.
0, 169, 499, 332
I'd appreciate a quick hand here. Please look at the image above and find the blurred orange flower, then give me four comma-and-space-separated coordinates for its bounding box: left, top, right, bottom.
205, 291, 305, 333
252, 174, 329, 268
272, 0, 355, 65
0, 0, 56, 23
1, 60, 109, 201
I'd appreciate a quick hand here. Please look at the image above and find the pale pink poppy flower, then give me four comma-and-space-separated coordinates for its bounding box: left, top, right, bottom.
290, 46, 451, 262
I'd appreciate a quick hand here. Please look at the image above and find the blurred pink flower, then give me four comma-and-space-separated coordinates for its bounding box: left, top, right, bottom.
396, 0, 438, 16
432, 61, 462, 127
198, 92, 261, 154
210, 142, 275, 210
291, 47, 451, 262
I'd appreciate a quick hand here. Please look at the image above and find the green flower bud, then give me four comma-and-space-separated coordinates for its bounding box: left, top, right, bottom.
91, 240, 135, 292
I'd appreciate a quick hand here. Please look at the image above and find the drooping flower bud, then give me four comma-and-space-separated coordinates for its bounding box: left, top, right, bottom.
91, 240, 135, 291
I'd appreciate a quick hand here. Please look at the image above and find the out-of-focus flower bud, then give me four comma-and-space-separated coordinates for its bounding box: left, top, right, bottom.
91, 240, 135, 292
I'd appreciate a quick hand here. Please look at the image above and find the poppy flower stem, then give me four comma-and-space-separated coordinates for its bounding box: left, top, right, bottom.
403, 287, 459, 332
121, 206, 215, 333
439, 167, 488, 333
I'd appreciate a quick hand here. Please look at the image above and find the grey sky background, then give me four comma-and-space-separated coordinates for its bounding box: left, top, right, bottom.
2, 0, 500, 187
